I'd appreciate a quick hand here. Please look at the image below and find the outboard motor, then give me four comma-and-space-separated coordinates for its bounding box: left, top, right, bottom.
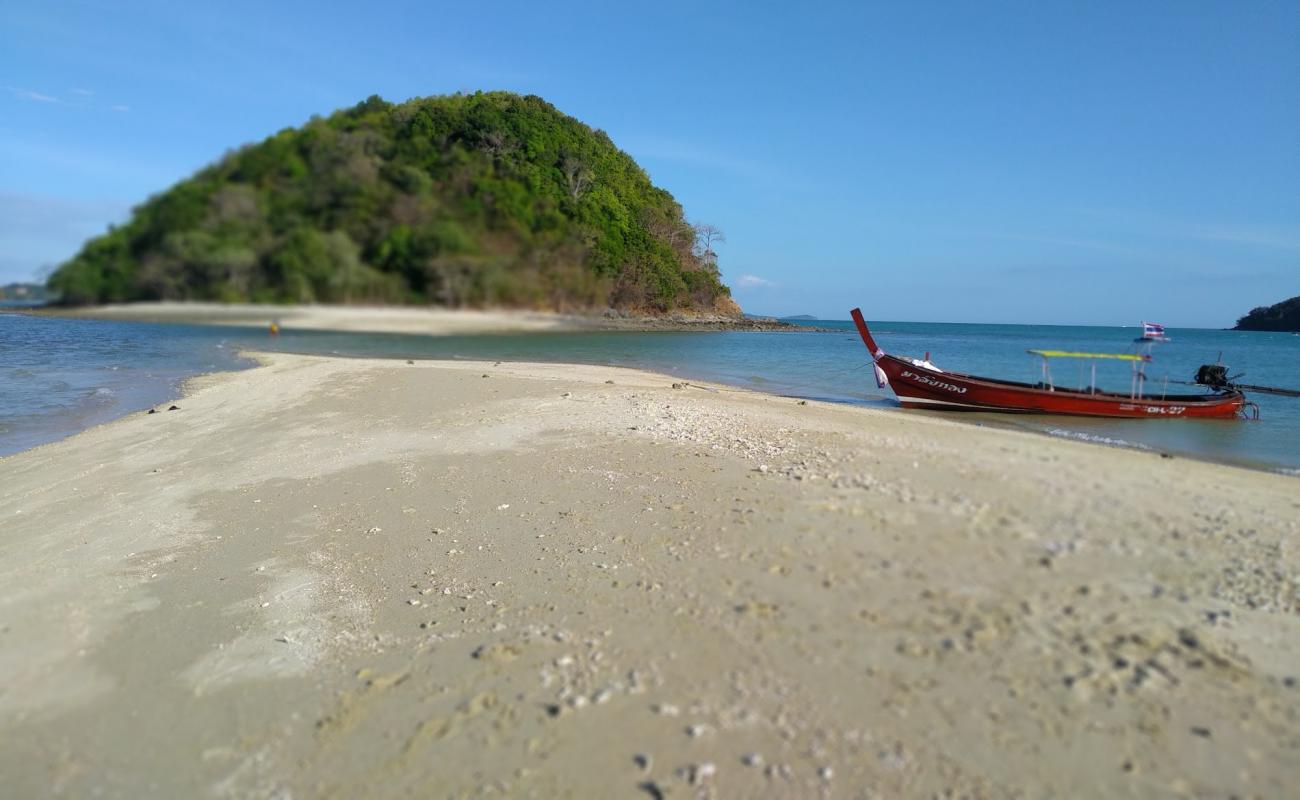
1194, 364, 1231, 390
1193, 363, 1300, 398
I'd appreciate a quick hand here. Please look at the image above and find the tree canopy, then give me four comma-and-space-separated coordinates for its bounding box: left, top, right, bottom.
48, 92, 735, 314
1234, 295, 1300, 332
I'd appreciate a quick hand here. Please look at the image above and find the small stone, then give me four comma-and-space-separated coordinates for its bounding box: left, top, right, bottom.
679, 762, 715, 785
147, 409, 157, 415
686, 723, 710, 738
819, 766, 834, 781
407, 599, 421, 606
482, 374, 490, 378
168, 405, 180, 411
671, 383, 684, 389
260, 602, 270, 608
569, 695, 588, 709
497, 504, 510, 510
605, 380, 615, 384
757, 464, 769, 473
742, 753, 763, 767
406, 360, 414, 365
634, 753, 652, 771
561, 392, 571, 398
653, 703, 680, 716
1190, 726, 1211, 738
638, 780, 666, 800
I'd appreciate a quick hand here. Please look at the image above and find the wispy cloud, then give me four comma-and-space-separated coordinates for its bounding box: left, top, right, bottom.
9, 87, 62, 103
6, 86, 130, 113
955, 230, 1145, 258
1075, 207, 1300, 253
1187, 224, 1300, 251
622, 136, 772, 181
735, 274, 774, 288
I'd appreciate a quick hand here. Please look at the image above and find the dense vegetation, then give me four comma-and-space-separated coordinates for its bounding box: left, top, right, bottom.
48, 92, 735, 314
1234, 296, 1300, 331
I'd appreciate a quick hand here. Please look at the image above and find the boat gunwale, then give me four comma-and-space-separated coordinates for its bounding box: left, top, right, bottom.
879, 353, 1243, 407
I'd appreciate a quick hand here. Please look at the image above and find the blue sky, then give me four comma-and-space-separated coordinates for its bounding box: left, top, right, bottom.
2, 0, 1296, 325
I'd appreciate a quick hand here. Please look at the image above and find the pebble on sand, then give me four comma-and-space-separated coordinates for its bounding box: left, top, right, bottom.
680, 762, 715, 785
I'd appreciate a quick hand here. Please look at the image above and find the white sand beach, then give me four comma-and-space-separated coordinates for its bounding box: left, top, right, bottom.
35, 302, 577, 335
2, 353, 1297, 798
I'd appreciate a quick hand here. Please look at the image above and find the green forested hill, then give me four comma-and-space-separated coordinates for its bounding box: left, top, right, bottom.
48, 92, 735, 314
1234, 296, 1300, 331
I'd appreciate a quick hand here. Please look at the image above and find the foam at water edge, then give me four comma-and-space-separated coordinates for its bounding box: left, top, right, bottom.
1045, 428, 1152, 451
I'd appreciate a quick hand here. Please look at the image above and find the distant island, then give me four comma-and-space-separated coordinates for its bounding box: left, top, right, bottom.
0, 282, 52, 305
1234, 295, 1300, 332
47, 92, 736, 316
779, 314, 817, 321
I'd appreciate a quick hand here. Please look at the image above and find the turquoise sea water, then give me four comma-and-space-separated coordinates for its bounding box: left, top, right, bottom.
2, 312, 1298, 471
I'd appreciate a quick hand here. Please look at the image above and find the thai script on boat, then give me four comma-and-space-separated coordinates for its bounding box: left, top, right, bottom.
900, 370, 967, 394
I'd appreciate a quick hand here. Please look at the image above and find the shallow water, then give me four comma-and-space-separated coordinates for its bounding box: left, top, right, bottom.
0, 314, 252, 457
2, 313, 1297, 470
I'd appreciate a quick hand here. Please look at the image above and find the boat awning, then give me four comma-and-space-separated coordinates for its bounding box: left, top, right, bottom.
1027, 349, 1151, 362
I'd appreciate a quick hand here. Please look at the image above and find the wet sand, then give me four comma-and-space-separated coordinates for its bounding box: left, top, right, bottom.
1, 353, 1297, 798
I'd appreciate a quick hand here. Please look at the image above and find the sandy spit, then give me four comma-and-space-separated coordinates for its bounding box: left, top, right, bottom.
1, 353, 1297, 798
31, 302, 576, 335
28, 302, 802, 334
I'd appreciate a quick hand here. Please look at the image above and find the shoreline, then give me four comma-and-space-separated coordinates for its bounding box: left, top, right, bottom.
3, 335, 1295, 478
2, 352, 1297, 797
19, 301, 812, 333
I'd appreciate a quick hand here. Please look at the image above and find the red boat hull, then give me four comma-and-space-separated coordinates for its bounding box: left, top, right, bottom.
849, 309, 1245, 420
875, 354, 1245, 419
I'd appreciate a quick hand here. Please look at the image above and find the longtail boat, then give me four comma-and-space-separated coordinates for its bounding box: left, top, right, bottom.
849, 308, 1248, 419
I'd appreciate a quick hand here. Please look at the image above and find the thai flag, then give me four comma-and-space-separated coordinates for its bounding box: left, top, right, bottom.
1142, 322, 1166, 339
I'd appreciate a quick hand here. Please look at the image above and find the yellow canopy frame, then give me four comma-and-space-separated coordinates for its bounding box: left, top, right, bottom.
1027, 349, 1150, 362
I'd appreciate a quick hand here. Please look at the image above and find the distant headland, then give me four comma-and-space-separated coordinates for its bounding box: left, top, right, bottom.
1234, 295, 1300, 332
46, 92, 737, 318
